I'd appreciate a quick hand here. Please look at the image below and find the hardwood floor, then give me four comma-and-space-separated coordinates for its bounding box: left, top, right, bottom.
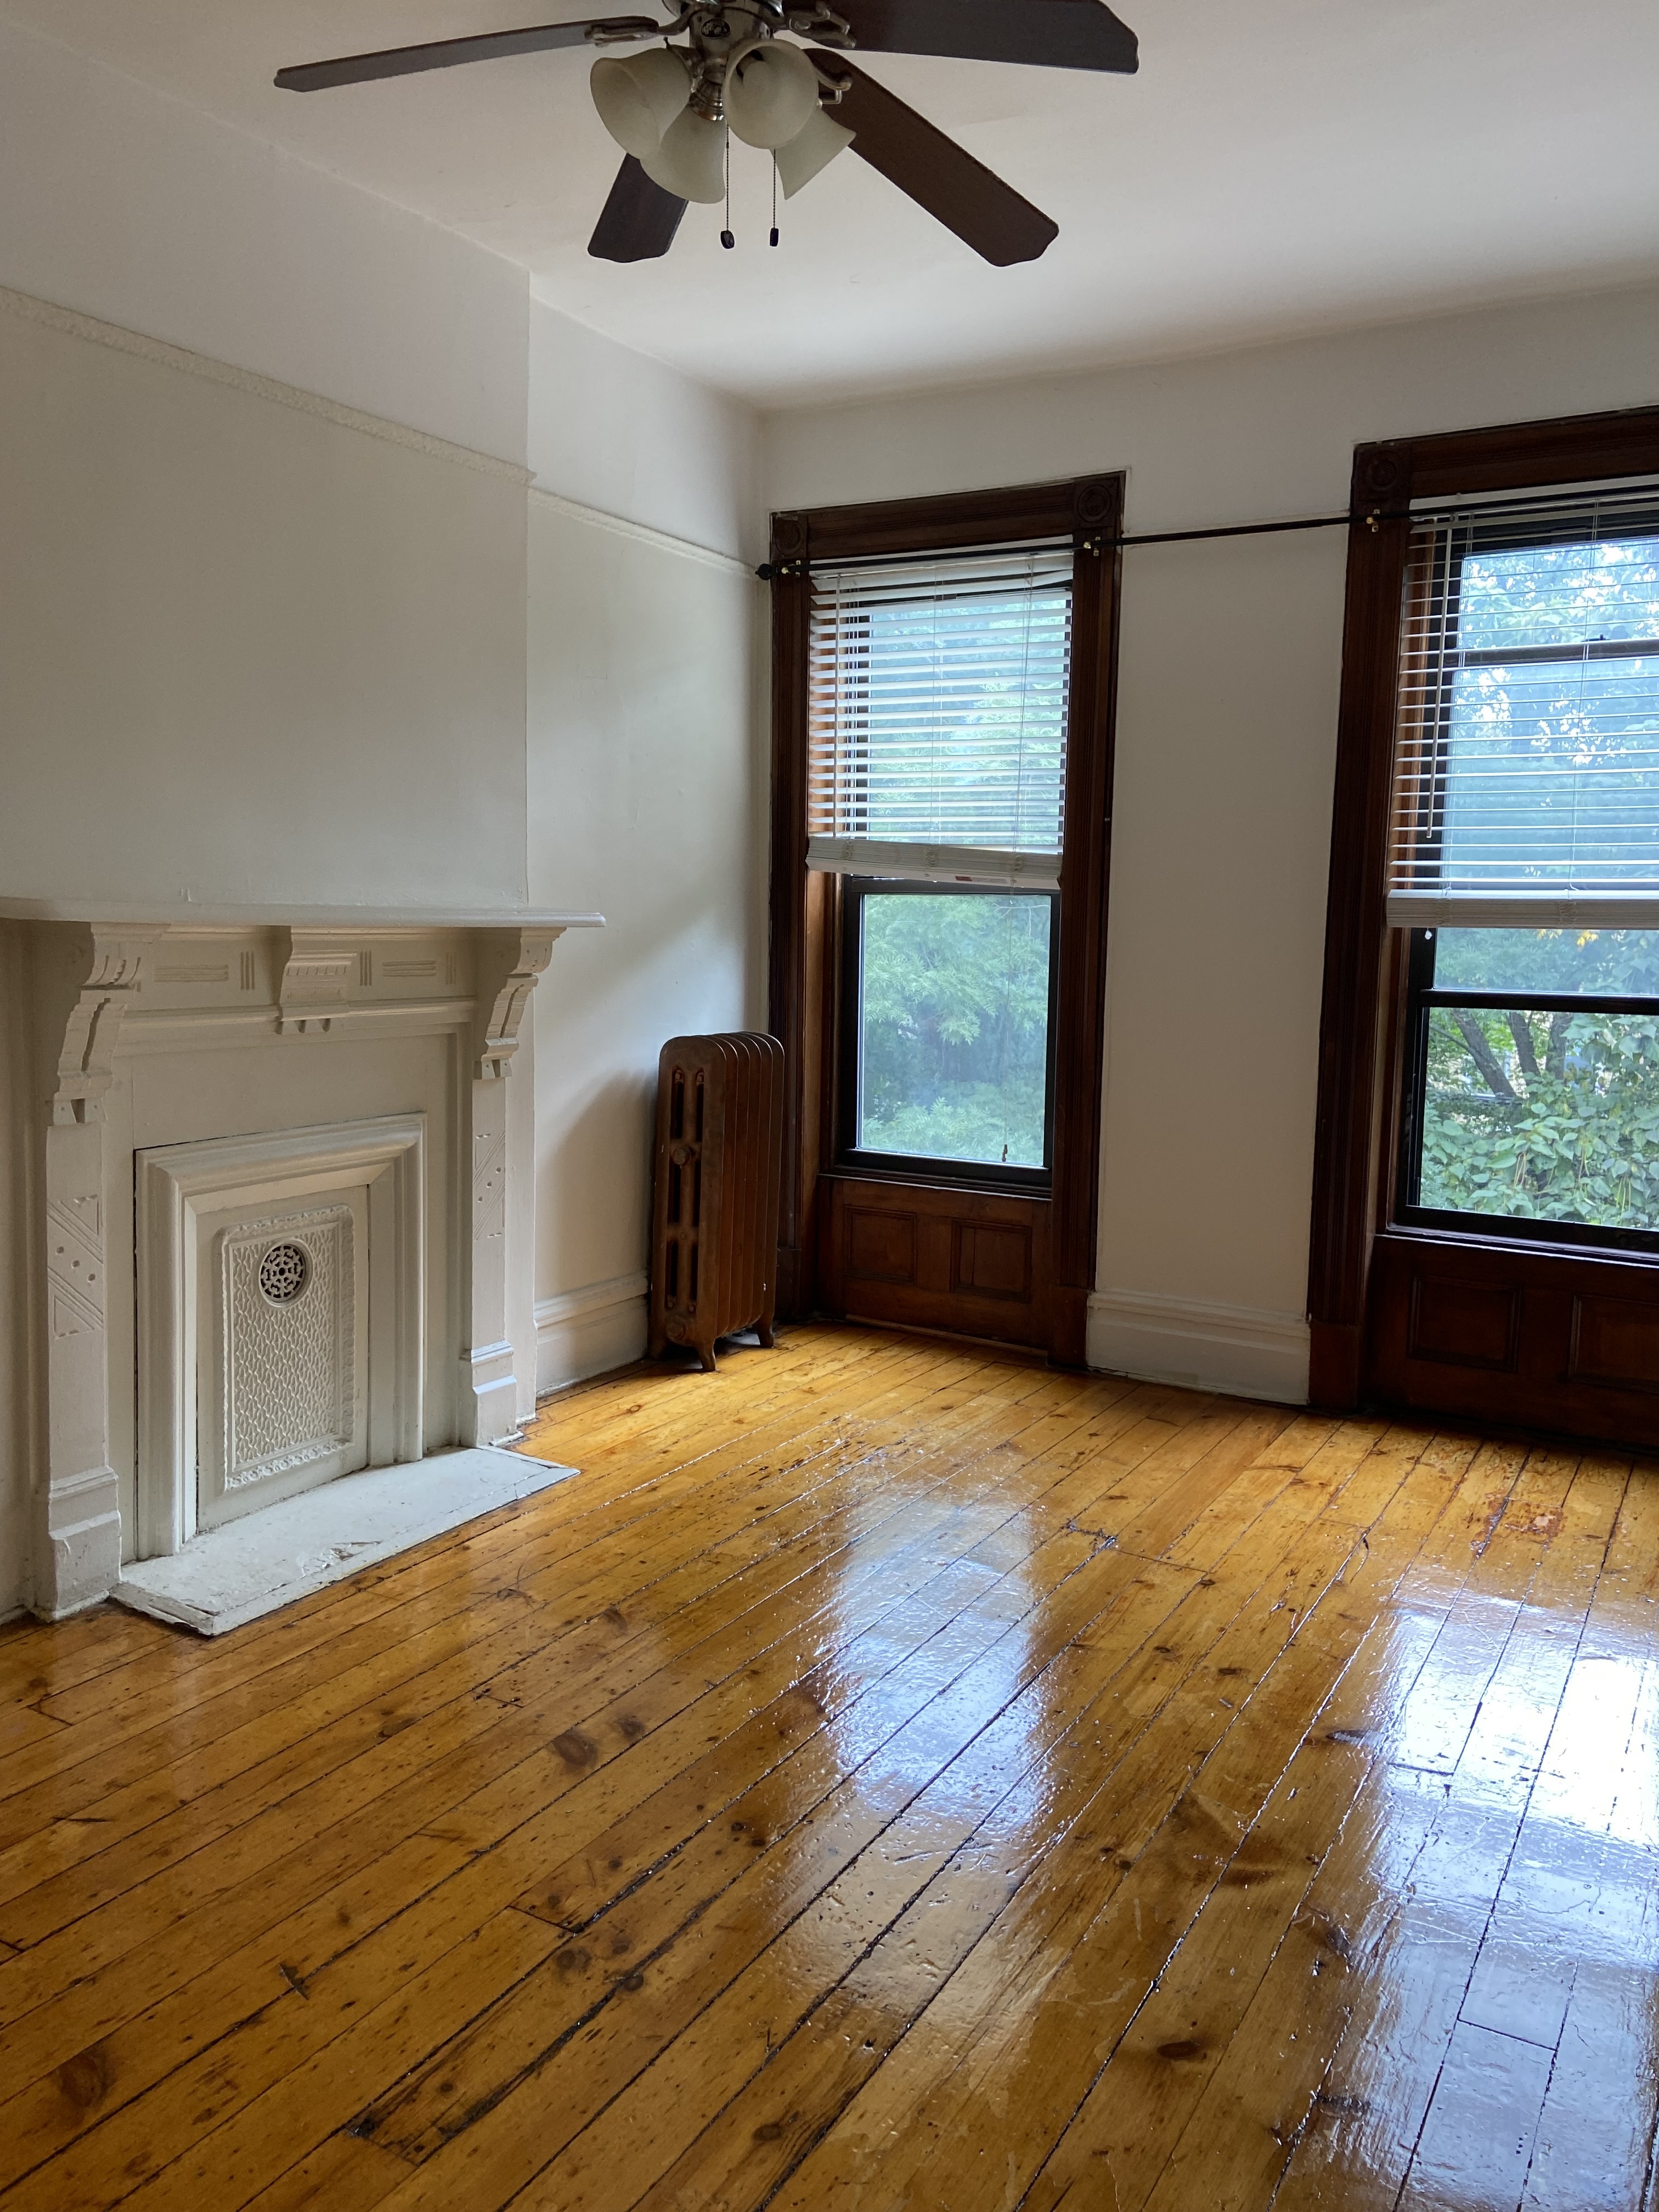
2, 1323, 1657, 2212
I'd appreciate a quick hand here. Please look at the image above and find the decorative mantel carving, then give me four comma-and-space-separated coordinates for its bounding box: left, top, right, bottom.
49, 926, 161, 1122
461, 928, 565, 1446
474, 928, 562, 1080
30, 925, 162, 1615
277, 931, 359, 1035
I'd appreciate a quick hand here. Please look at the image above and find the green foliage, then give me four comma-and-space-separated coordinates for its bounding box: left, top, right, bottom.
1459, 536, 1659, 653
1434, 927, 1659, 995
1420, 931, 1659, 1229
859, 893, 1051, 1167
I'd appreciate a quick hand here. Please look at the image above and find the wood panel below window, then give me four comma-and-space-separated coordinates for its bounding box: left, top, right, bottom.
1367, 1229, 1659, 1447
817, 1172, 1052, 1349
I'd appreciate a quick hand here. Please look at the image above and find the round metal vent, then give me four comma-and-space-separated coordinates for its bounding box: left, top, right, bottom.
257, 1240, 311, 1305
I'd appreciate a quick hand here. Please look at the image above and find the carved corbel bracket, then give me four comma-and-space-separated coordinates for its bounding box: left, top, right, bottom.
277, 930, 358, 1035
474, 929, 562, 1080
48, 926, 162, 1125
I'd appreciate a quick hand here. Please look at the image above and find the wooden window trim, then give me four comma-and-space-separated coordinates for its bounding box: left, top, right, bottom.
768, 473, 1123, 1363
1308, 403, 1659, 1409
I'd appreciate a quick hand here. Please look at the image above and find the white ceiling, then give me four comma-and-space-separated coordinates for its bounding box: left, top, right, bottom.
10, 0, 1659, 403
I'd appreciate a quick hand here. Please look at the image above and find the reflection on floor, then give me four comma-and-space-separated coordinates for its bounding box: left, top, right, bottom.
0, 1325, 1656, 2212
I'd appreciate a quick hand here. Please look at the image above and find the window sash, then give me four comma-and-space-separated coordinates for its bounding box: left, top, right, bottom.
1395, 927, 1659, 1255
837, 877, 1060, 1188
1385, 484, 1659, 928
807, 543, 1074, 885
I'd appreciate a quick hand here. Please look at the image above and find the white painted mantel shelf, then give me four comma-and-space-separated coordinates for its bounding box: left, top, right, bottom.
4, 899, 604, 1623
0, 898, 605, 928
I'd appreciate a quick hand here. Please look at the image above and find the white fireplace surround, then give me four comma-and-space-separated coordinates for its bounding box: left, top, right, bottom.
136, 1115, 426, 1558
3, 899, 601, 1620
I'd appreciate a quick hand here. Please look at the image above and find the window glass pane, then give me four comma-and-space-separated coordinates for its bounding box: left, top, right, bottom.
1421, 1004, 1659, 1232
856, 893, 1051, 1169
1442, 651, 1659, 889
1388, 514, 1659, 900
1432, 927, 1659, 995
1458, 534, 1659, 652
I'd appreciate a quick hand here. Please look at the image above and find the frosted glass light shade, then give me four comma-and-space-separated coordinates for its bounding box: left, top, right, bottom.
774, 104, 854, 198
725, 40, 821, 150
590, 47, 691, 159
641, 106, 728, 202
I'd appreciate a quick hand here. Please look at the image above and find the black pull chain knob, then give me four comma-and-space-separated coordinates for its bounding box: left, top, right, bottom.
720, 228, 735, 250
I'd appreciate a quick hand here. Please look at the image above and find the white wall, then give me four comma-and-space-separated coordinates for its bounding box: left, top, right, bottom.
526, 496, 763, 1389
524, 304, 764, 1391
0, 301, 531, 913
762, 281, 1659, 1401
528, 296, 761, 561
0, 17, 527, 462
0, 16, 541, 917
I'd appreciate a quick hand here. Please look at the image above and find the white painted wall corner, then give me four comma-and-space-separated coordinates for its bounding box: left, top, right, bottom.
535, 1271, 650, 1397
1087, 1288, 1310, 1406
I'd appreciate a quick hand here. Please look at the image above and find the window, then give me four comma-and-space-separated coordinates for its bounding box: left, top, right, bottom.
807, 543, 1074, 1184
1387, 490, 1659, 1250
767, 475, 1119, 1361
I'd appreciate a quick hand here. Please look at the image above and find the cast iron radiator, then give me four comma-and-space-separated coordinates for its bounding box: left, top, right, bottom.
647, 1032, 785, 1373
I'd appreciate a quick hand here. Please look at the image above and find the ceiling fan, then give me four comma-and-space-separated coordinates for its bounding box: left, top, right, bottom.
276, 0, 1137, 267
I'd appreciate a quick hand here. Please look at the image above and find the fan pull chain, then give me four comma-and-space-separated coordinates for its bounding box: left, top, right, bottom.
720, 134, 735, 250
770, 159, 779, 247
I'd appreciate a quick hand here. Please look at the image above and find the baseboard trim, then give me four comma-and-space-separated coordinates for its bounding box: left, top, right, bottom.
1087, 1288, 1310, 1406
535, 1272, 650, 1396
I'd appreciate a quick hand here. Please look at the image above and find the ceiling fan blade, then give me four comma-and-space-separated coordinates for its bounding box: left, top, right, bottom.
274, 16, 658, 92
807, 53, 1057, 266
588, 156, 689, 261
831, 0, 1137, 73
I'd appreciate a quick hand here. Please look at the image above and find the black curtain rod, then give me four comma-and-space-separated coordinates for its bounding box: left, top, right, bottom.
754, 506, 1411, 579
1115, 509, 1358, 550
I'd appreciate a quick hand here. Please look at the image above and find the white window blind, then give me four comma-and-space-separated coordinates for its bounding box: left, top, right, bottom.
805, 543, 1074, 889
1386, 484, 1659, 928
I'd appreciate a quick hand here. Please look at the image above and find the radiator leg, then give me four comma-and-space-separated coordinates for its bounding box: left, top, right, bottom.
697, 1339, 719, 1374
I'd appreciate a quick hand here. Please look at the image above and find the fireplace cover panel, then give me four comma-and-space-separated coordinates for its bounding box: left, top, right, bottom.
198, 1189, 370, 1528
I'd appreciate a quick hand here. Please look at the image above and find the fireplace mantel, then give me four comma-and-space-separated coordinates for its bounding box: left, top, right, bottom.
0, 898, 603, 928
4, 906, 599, 1619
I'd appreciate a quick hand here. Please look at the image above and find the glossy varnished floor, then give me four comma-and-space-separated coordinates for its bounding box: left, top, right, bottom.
2, 1329, 1658, 2211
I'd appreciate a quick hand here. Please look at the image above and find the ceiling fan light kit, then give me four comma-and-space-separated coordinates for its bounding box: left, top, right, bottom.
640, 100, 729, 200
774, 101, 855, 198
725, 39, 823, 146
276, 0, 1138, 266
589, 45, 693, 157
